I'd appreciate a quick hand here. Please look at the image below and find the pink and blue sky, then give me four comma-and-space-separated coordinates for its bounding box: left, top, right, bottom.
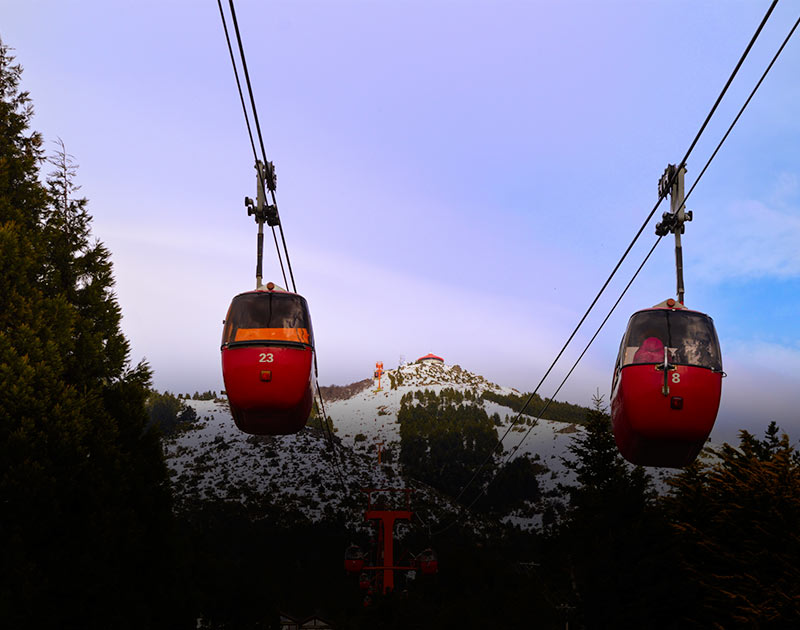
4, 1, 800, 443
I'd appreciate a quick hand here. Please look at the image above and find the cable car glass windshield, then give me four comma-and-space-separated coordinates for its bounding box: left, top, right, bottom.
619, 310, 721, 371
222, 292, 313, 347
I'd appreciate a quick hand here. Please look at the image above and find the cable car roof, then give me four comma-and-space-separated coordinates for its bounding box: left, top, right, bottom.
650, 298, 688, 310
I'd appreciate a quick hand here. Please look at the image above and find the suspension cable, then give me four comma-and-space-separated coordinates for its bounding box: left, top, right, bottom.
216, 0, 257, 172
217, 0, 290, 290
226, 0, 298, 293
313, 387, 349, 496
685, 10, 800, 207
218, 1, 353, 497
429, 238, 661, 535
500, 240, 661, 476
446, 0, 786, 520
498, 8, 800, 476
316, 386, 348, 470
217, 0, 792, 528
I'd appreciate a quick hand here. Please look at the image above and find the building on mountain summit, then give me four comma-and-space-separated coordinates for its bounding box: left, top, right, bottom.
416, 353, 444, 364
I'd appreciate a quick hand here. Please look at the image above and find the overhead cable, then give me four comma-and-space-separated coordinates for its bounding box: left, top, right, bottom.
226, 0, 298, 293
219, 1, 352, 491
447, 0, 784, 518
314, 387, 350, 496
506, 7, 800, 463
217, 0, 296, 292
472, 11, 800, 509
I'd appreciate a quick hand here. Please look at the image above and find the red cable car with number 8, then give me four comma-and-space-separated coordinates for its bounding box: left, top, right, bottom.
611, 298, 723, 468
221, 282, 315, 435
611, 163, 725, 468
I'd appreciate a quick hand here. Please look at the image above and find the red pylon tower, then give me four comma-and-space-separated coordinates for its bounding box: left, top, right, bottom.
374, 361, 384, 391
343, 489, 439, 602
362, 488, 415, 594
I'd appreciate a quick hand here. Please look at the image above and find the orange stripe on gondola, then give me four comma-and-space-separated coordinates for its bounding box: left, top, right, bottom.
234, 328, 310, 344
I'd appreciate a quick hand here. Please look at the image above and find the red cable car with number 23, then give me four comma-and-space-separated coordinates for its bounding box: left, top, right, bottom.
220, 158, 315, 436
221, 283, 315, 435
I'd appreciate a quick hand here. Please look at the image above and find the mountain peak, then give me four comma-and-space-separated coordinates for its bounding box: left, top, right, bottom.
379, 361, 516, 396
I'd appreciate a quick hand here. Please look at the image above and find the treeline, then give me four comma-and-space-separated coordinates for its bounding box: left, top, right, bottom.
319, 379, 372, 401
398, 388, 542, 514
398, 388, 497, 498
146, 390, 198, 436
176, 401, 800, 629
664, 422, 800, 625
181, 392, 800, 630
179, 390, 220, 401
395, 387, 800, 627
541, 412, 800, 628
394, 392, 800, 628
482, 389, 590, 424
0, 44, 179, 627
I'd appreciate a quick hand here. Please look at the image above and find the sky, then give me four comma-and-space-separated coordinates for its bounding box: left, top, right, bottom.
3, 0, 800, 443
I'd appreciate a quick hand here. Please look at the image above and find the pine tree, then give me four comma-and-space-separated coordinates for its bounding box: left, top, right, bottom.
147, 389, 198, 435
667, 425, 800, 627
0, 43, 182, 628
397, 390, 497, 500
479, 453, 543, 515
549, 394, 684, 629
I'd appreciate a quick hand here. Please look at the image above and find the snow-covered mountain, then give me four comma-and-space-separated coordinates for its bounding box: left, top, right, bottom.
326, 360, 584, 493
163, 360, 673, 532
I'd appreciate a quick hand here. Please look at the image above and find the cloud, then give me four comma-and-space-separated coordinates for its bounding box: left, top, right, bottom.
710, 339, 800, 443
724, 338, 800, 378
770, 172, 799, 206
694, 199, 800, 281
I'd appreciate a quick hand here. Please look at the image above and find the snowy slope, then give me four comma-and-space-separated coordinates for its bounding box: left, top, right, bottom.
165, 399, 405, 531
164, 360, 677, 532
328, 361, 586, 494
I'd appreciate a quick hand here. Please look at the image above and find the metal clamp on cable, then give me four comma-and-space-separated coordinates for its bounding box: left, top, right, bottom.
265, 160, 277, 192
655, 206, 692, 236
266, 204, 280, 226
244, 196, 275, 224
655, 212, 676, 236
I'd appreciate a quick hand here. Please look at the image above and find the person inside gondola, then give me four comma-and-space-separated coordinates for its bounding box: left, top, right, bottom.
633, 335, 665, 363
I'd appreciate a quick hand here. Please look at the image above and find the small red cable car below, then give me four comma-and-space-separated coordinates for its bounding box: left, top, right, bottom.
221, 282, 315, 435
417, 548, 439, 576
344, 545, 365, 574
611, 298, 723, 468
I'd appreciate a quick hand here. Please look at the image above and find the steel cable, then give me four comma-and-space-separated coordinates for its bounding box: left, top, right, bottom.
441, 0, 787, 528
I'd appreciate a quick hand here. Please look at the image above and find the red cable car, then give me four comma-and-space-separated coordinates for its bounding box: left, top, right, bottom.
221, 282, 315, 435
611, 298, 723, 468
344, 545, 365, 574
417, 548, 438, 575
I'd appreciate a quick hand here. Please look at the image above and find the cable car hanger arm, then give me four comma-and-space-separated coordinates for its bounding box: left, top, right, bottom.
654, 345, 676, 396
